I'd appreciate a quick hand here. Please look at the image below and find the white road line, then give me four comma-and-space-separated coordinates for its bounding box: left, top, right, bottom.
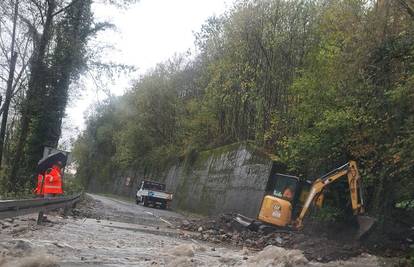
144, 210, 173, 226
159, 217, 173, 226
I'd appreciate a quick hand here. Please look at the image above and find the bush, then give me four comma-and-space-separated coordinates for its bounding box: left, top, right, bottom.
63, 176, 84, 195
311, 205, 345, 223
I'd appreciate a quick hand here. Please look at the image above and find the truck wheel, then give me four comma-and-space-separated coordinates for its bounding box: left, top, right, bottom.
136, 197, 140, 205
143, 197, 148, 207
160, 202, 167, 209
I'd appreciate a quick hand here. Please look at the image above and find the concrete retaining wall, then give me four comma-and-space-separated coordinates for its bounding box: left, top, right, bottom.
164, 143, 274, 217
103, 142, 276, 218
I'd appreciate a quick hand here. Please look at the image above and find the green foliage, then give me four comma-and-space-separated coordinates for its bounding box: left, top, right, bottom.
0, 178, 35, 200
2, 0, 99, 194
311, 206, 344, 224
62, 176, 84, 196
396, 200, 414, 211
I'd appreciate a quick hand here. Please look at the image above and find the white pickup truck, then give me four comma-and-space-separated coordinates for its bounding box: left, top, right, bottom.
136, 180, 173, 209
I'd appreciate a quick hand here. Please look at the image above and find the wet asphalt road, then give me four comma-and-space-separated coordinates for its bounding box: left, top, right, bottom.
86, 193, 186, 227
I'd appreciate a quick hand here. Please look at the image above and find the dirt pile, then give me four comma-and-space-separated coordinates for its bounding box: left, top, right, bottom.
0, 255, 59, 267
243, 245, 308, 267
168, 244, 196, 257
179, 214, 362, 262
0, 217, 37, 236
70, 195, 104, 219
0, 240, 58, 267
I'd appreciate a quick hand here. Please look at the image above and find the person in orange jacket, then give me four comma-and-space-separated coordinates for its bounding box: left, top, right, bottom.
33, 161, 64, 223
34, 173, 45, 195
43, 161, 64, 197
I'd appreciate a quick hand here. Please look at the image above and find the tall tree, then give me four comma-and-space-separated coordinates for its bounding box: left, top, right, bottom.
8, 0, 95, 191
9, 0, 57, 191
0, 0, 19, 168
0, 0, 33, 169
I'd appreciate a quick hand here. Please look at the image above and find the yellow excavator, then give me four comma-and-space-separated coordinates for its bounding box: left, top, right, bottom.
237, 161, 375, 237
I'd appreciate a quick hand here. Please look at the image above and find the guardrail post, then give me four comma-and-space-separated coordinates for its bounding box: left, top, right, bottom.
63, 203, 70, 217
37, 211, 44, 225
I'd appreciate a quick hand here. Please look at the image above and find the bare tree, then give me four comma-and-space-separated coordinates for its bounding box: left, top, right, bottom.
398, 0, 414, 18
0, 0, 19, 168
0, 0, 34, 169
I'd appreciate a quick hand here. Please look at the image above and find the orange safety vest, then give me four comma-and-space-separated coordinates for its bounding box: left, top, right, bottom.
43, 165, 63, 195
34, 174, 45, 195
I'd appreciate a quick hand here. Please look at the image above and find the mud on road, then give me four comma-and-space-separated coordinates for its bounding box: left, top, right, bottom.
0, 194, 394, 266
180, 214, 364, 262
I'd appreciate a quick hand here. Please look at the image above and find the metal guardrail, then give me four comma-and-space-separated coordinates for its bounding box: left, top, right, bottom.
0, 194, 81, 219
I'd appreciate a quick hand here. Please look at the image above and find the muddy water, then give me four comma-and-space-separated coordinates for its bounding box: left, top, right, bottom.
1, 217, 250, 266
0, 218, 383, 267
0, 194, 388, 266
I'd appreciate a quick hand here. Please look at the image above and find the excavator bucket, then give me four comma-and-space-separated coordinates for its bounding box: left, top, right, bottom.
356, 215, 376, 238
233, 214, 260, 231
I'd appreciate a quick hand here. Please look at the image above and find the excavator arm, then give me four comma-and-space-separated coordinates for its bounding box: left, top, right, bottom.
294, 161, 374, 236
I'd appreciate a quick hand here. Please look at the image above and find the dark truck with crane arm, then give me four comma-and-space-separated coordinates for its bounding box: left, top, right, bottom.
135, 180, 173, 209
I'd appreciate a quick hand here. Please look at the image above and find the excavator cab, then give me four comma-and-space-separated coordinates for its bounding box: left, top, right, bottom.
258, 174, 300, 227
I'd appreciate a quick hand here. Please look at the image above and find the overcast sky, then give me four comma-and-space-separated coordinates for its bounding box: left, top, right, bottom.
61, 0, 234, 148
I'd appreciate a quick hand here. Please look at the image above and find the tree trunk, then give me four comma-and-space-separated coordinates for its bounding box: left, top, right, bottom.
9, 0, 56, 192
0, 0, 19, 169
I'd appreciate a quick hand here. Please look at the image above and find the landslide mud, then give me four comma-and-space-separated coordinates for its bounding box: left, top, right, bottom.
0, 194, 395, 266
179, 214, 366, 262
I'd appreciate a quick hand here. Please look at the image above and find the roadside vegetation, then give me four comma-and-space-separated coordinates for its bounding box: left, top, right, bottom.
0, 0, 137, 197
